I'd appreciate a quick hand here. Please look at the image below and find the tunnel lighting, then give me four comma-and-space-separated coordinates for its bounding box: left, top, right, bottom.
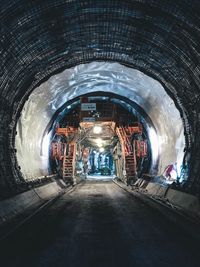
93, 125, 102, 134
99, 147, 104, 152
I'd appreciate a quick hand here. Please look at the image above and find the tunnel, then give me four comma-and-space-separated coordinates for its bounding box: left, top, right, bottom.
1, 1, 200, 266
15, 62, 185, 186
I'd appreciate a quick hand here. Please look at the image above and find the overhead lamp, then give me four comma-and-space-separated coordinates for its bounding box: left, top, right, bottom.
93, 125, 102, 134
99, 147, 104, 153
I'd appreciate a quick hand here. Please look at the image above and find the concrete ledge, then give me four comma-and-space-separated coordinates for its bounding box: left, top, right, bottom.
34, 181, 63, 200
0, 190, 40, 224
156, 185, 168, 197
146, 182, 168, 198
0, 180, 66, 225
166, 189, 200, 216
143, 181, 200, 217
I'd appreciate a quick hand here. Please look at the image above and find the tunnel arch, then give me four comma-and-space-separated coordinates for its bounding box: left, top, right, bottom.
47, 94, 153, 181
1, 1, 200, 197
40, 92, 155, 178
15, 62, 185, 186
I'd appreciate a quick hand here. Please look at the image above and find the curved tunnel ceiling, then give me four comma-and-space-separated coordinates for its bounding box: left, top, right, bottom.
1, 0, 200, 196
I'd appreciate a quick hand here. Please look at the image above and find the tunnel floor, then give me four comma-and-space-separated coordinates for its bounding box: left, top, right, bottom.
86, 174, 115, 180
1, 180, 200, 267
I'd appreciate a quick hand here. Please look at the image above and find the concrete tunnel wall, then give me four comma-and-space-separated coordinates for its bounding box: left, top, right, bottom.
1, 1, 200, 197
15, 62, 185, 181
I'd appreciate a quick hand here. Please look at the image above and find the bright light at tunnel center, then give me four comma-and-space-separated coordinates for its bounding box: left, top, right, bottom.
93, 125, 102, 134
99, 147, 104, 152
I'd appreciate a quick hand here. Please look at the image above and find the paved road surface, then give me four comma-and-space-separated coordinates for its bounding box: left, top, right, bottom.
1, 180, 200, 267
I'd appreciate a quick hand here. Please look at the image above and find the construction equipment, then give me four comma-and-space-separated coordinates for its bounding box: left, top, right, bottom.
51, 127, 78, 184
116, 123, 147, 184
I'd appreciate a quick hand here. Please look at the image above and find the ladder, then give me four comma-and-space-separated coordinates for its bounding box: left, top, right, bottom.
62, 143, 76, 184
117, 127, 133, 155
116, 127, 137, 183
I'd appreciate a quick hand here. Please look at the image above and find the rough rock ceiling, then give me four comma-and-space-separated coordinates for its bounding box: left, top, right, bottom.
1, 0, 200, 197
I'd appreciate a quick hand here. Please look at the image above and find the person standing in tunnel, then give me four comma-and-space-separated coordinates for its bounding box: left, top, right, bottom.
164, 164, 173, 180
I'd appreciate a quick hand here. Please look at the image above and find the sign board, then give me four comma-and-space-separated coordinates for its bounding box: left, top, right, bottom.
82, 117, 96, 122
81, 103, 96, 111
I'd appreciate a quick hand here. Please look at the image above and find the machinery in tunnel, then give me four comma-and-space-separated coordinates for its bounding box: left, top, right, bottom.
49, 95, 150, 185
